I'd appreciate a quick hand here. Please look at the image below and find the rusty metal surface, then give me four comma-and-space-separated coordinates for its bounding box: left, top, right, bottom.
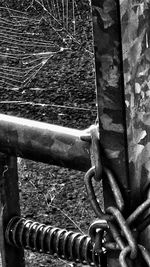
0, 114, 91, 172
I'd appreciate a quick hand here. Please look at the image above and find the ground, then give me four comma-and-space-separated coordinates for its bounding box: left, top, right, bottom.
0, 1, 101, 266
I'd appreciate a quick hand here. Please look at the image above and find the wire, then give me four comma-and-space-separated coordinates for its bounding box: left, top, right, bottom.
66, 0, 69, 31
72, 0, 75, 35
62, 0, 65, 27
55, 0, 61, 21
0, 100, 97, 112
0, 2, 92, 91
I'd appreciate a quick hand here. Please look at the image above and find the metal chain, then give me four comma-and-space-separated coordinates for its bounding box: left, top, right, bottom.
82, 125, 150, 267
81, 125, 102, 181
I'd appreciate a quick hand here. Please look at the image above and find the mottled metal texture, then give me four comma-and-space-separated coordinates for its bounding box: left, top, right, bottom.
91, 1, 131, 266
92, 0, 150, 260
91, 0, 129, 208
0, 114, 91, 172
120, 0, 150, 207
119, 0, 150, 253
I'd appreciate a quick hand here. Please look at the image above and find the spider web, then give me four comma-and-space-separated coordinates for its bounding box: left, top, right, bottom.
0, 0, 91, 90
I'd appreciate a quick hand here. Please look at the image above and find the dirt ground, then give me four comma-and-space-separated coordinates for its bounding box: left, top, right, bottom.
0, 1, 102, 266
18, 160, 103, 267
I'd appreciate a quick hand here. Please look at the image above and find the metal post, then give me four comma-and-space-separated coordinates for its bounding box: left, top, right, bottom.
92, 0, 150, 265
91, 0, 139, 266
0, 154, 25, 267
119, 0, 150, 254
91, 0, 130, 205
92, 0, 130, 265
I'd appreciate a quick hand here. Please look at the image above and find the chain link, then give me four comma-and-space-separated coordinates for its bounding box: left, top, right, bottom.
86, 167, 150, 266
84, 166, 124, 220
88, 220, 108, 266
83, 125, 150, 266
81, 125, 102, 181
107, 206, 138, 259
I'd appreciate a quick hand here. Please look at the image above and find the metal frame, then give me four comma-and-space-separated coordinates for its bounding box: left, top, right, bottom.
0, 114, 91, 172
0, 0, 150, 266
0, 116, 93, 267
0, 154, 25, 267
92, 0, 130, 265
92, 0, 150, 266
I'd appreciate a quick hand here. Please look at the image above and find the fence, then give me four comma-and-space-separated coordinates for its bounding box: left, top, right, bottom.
0, 114, 96, 267
1, 114, 150, 267
1, 1, 150, 267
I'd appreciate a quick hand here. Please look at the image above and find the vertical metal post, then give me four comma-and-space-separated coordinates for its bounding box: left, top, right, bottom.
92, 0, 150, 265
91, 0, 135, 266
0, 154, 25, 267
119, 0, 150, 252
91, 0, 130, 204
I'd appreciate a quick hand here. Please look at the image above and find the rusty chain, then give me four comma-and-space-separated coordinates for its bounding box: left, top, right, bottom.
81, 125, 150, 267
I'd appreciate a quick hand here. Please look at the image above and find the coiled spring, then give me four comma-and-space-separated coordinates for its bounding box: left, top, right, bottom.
5, 217, 101, 266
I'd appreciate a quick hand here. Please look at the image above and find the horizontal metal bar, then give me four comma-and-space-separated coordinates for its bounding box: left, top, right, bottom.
0, 114, 91, 171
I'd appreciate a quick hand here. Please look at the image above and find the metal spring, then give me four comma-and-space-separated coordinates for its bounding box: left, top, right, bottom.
5, 217, 101, 266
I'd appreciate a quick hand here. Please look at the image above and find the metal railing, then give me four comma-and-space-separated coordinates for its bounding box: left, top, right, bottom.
0, 114, 97, 267
1, 114, 150, 267
0, 0, 150, 266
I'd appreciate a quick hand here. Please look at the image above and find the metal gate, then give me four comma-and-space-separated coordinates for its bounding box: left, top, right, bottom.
0, 1, 150, 266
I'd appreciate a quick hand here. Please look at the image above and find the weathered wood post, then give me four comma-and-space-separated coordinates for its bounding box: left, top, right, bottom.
0, 154, 25, 267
